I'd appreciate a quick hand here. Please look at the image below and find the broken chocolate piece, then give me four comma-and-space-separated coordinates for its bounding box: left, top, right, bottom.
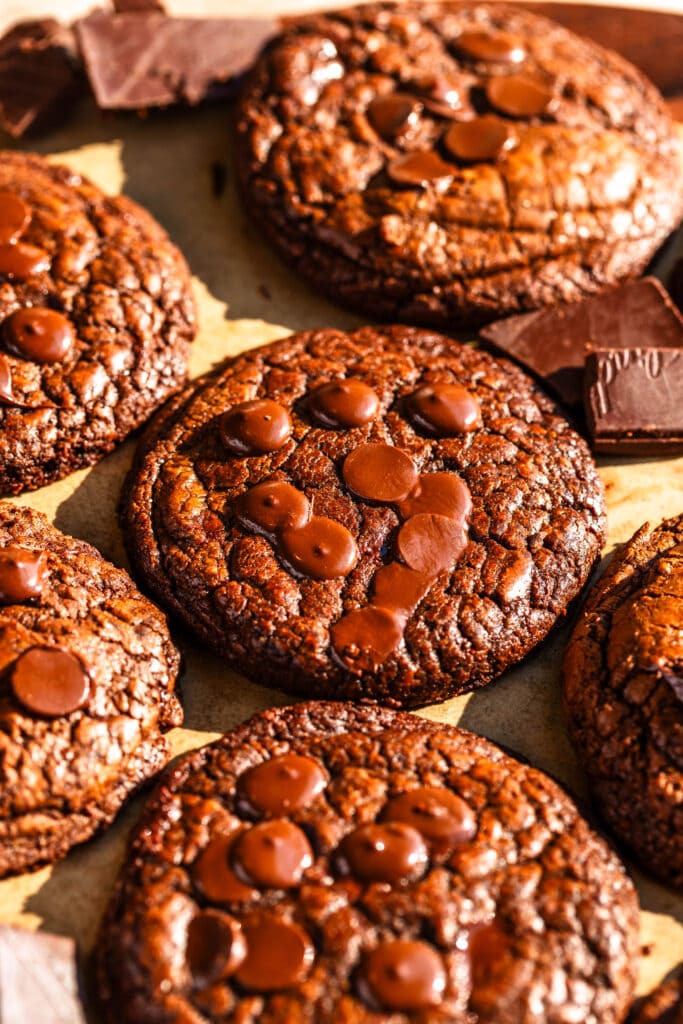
76, 13, 280, 110
584, 347, 683, 456
0, 925, 86, 1023
480, 278, 683, 408
0, 19, 81, 138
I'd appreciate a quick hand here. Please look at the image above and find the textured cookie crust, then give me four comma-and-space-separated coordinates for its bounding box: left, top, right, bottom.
0, 502, 182, 877
122, 325, 606, 707
236, 2, 683, 328
628, 967, 683, 1024
563, 515, 683, 888
97, 702, 639, 1024
0, 150, 196, 495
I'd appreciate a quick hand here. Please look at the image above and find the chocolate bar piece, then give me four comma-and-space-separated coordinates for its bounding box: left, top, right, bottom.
584, 347, 683, 455
480, 278, 683, 408
76, 13, 279, 110
0, 925, 86, 1023
0, 19, 81, 138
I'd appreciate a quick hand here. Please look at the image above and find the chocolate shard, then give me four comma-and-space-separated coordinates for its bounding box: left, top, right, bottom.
0, 19, 82, 138
75, 13, 280, 111
0, 925, 86, 1023
584, 347, 683, 456
480, 278, 683, 408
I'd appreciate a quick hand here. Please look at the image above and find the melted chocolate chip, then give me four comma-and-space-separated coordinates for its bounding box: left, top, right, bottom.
192, 834, 258, 904
0, 191, 30, 243
235, 481, 310, 534
237, 753, 327, 817
456, 30, 526, 64
232, 820, 313, 889
358, 940, 447, 1011
0, 242, 50, 280
280, 516, 358, 580
3, 305, 75, 366
4, 307, 76, 364
371, 562, 432, 616
443, 115, 513, 162
387, 150, 455, 188
343, 443, 418, 503
468, 918, 514, 994
398, 472, 472, 523
397, 513, 468, 575
0, 546, 48, 604
234, 914, 314, 991
331, 605, 404, 671
308, 379, 380, 429
407, 383, 482, 436
337, 822, 428, 883
219, 399, 292, 455
383, 786, 477, 851
486, 74, 554, 118
10, 647, 90, 717
0, 353, 11, 402
368, 92, 422, 138
186, 910, 247, 987
421, 76, 467, 117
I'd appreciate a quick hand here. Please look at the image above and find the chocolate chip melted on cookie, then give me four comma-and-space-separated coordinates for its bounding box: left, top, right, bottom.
0, 545, 47, 603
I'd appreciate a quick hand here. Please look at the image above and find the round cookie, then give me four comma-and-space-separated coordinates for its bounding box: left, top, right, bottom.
0, 502, 182, 876
236, 2, 683, 328
122, 325, 606, 707
563, 515, 683, 888
96, 702, 639, 1024
0, 151, 196, 495
628, 968, 683, 1024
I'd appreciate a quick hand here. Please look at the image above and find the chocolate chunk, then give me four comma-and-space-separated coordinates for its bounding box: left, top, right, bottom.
192, 834, 257, 904
368, 93, 422, 138
233, 820, 313, 889
76, 13, 279, 110
358, 940, 447, 1011
0, 354, 13, 403
407, 383, 482, 435
4, 307, 76, 364
10, 646, 90, 717
330, 606, 404, 672
455, 30, 526, 64
0, 925, 86, 1023
280, 516, 358, 580
235, 481, 310, 534
584, 347, 683, 456
343, 443, 418, 502
219, 399, 292, 455
0, 19, 81, 138
383, 786, 477, 851
233, 914, 314, 992
486, 74, 555, 117
237, 754, 327, 817
398, 473, 472, 522
397, 512, 467, 575
0, 545, 47, 603
308, 379, 379, 428
387, 150, 455, 188
0, 191, 30, 243
337, 822, 428, 883
443, 115, 514, 163
186, 911, 246, 987
480, 278, 683, 409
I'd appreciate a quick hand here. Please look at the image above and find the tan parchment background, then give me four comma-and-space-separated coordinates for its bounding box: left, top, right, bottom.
0, 2, 682, 1018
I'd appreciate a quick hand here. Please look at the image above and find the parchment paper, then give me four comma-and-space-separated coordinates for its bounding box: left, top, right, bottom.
0, 2, 681, 1019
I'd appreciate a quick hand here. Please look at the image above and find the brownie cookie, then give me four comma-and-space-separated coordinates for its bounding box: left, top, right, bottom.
563, 515, 683, 888
0, 150, 196, 495
97, 702, 639, 1024
236, 2, 683, 328
122, 325, 606, 706
0, 502, 182, 876
629, 968, 683, 1024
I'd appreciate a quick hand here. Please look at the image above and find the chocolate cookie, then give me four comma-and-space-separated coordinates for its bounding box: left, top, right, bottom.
122, 325, 606, 706
629, 968, 683, 1024
563, 515, 683, 888
0, 150, 196, 495
97, 702, 639, 1024
236, 2, 683, 328
0, 502, 182, 877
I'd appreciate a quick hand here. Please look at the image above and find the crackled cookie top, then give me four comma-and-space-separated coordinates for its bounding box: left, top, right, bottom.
237, 2, 683, 327
122, 325, 605, 707
563, 514, 683, 888
0, 150, 195, 495
97, 702, 639, 1024
0, 502, 182, 877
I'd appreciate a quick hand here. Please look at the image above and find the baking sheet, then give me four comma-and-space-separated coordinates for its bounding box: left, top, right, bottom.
0, 1, 682, 1018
